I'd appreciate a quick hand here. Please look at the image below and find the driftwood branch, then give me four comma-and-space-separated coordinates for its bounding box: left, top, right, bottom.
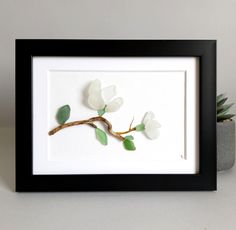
48, 116, 136, 141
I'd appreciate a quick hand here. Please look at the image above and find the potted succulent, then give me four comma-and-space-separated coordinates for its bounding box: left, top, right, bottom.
217, 94, 235, 171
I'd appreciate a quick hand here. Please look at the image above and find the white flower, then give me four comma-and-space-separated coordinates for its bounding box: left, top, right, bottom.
142, 111, 161, 139
87, 79, 123, 112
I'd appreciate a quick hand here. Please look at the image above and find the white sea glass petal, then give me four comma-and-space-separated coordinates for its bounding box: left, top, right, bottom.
144, 120, 161, 139
88, 79, 101, 95
143, 111, 155, 125
88, 92, 105, 110
105, 97, 123, 112
102, 85, 117, 103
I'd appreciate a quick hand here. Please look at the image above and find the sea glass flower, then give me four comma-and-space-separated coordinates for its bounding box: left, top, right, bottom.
87, 79, 123, 114
142, 111, 161, 139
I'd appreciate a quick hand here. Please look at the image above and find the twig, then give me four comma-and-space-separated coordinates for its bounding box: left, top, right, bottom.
129, 116, 134, 130
48, 116, 136, 141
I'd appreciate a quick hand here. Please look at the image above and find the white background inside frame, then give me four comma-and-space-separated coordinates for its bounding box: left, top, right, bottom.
33, 57, 199, 174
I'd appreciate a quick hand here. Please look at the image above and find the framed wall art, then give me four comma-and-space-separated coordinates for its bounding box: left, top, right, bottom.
16, 40, 216, 191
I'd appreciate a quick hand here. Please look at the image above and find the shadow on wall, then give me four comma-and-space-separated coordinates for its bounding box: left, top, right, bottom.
0, 128, 15, 192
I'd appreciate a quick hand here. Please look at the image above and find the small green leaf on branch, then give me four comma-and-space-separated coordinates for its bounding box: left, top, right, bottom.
97, 106, 106, 116
97, 109, 106, 116
95, 128, 108, 145
125, 135, 134, 140
123, 139, 136, 151
56, 105, 70, 125
135, 123, 145, 131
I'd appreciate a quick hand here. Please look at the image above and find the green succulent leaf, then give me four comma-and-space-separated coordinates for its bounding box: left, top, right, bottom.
56, 105, 70, 125
217, 97, 228, 107
218, 110, 229, 117
135, 123, 145, 131
217, 114, 235, 122
125, 135, 134, 140
123, 139, 136, 151
217, 94, 225, 103
95, 128, 108, 145
217, 103, 234, 114
97, 108, 106, 116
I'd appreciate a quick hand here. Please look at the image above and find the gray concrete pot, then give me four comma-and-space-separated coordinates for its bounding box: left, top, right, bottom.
217, 120, 235, 171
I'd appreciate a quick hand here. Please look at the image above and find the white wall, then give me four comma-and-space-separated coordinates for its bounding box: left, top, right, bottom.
0, 0, 236, 126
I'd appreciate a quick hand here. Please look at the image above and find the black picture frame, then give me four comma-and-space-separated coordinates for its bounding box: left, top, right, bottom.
16, 39, 216, 192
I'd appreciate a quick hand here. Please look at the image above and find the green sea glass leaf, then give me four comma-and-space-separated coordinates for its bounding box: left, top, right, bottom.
135, 123, 145, 131
97, 108, 106, 116
125, 135, 134, 140
56, 105, 70, 125
95, 128, 108, 145
123, 139, 136, 151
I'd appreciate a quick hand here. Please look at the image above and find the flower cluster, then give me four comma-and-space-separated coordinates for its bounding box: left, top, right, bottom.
87, 79, 123, 115
142, 111, 161, 139
87, 79, 161, 148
